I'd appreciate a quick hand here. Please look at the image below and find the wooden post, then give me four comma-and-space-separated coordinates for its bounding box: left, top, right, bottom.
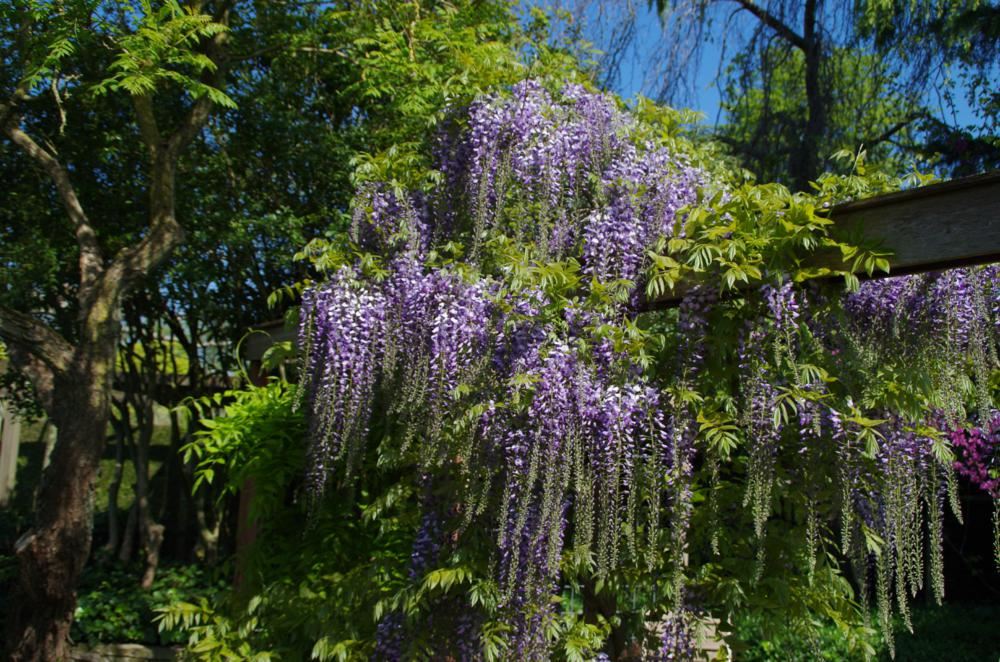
0, 395, 22, 507
233, 477, 258, 592
232, 329, 278, 590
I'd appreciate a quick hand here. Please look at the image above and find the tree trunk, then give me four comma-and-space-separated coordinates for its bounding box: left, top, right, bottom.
195, 487, 221, 564
135, 397, 164, 589
5, 353, 113, 661
162, 408, 198, 561
119, 501, 138, 564
793, 0, 826, 192
104, 402, 128, 555
141, 521, 165, 589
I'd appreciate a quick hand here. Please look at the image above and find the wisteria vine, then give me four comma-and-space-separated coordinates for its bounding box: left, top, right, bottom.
296, 80, 1000, 659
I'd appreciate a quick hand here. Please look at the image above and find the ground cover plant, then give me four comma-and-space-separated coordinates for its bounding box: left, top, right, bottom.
166, 79, 1000, 660
72, 562, 224, 646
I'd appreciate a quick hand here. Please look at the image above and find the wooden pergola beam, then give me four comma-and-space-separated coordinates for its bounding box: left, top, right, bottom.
651, 170, 1000, 306
829, 170, 1000, 274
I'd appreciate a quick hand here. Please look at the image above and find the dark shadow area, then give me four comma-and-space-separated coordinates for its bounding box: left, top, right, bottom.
882, 603, 1000, 661
942, 490, 1000, 602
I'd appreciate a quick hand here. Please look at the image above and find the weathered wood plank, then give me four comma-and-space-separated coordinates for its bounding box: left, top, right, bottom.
650, 170, 1000, 306
831, 170, 1000, 274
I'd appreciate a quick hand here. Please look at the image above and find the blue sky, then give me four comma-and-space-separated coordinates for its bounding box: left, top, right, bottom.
541, 1, 989, 131
601, 2, 724, 121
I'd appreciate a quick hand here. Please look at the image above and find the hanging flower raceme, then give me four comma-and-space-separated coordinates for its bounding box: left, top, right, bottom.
654, 609, 697, 661
441, 80, 704, 273
486, 336, 680, 654
299, 269, 389, 492
844, 268, 999, 422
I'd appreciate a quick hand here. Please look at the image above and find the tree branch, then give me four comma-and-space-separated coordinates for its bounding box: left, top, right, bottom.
0, 82, 29, 127
123, 48, 226, 291
863, 113, 926, 150
165, 1, 231, 160
1, 110, 104, 300
132, 94, 162, 159
0, 306, 74, 376
165, 96, 214, 160
103, 207, 185, 300
726, 0, 807, 52
89, 1, 233, 324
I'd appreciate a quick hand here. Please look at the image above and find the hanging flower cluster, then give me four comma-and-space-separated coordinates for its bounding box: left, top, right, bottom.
654, 609, 696, 661
832, 270, 1000, 656
442, 80, 702, 274
844, 268, 998, 421
300, 270, 388, 492
490, 338, 679, 658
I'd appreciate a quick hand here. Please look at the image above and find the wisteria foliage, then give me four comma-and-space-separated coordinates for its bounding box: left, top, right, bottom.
297, 81, 1000, 659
